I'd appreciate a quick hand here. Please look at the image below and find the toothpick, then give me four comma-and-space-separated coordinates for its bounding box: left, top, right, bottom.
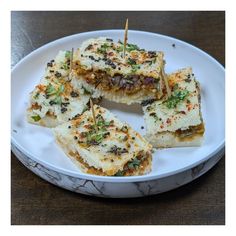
70, 48, 74, 73
90, 98, 98, 132
123, 18, 129, 58
68, 48, 74, 81
162, 68, 171, 98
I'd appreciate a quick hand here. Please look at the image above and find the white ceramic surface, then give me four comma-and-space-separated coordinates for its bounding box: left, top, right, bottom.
11, 30, 225, 197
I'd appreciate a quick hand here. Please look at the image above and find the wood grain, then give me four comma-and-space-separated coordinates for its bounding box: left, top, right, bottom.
11, 11, 225, 225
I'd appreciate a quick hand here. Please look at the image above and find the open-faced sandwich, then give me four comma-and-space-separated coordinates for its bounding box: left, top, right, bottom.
142, 67, 205, 148
72, 37, 168, 105
27, 51, 91, 127
53, 105, 152, 176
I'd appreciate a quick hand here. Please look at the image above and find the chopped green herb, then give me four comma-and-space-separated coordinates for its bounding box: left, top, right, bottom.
82, 105, 88, 113
62, 63, 69, 70
82, 86, 91, 95
97, 43, 110, 54
173, 83, 179, 90
114, 170, 124, 176
51, 96, 62, 105
164, 90, 189, 109
56, 85, 64, 96
126, 43, 140, 52
81, 115, 112, 145
65, 51, 71, 59
31, 115, 41, 122
33, 92, 40, 99
127, 157, 141, 170
131, 64, 141, 73
46, 83, 57, 96
118, 41, 140, 52
116, 45, 124, 52
46, 83, 64, 105
127, 58, 136, 65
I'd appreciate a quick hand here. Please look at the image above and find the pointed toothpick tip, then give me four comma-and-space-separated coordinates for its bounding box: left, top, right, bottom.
123, 18, 129, 58
90, 98, 98, 132
70, 48, 74, 73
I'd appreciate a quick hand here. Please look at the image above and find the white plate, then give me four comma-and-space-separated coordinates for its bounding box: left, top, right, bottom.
11, 30, 225, 198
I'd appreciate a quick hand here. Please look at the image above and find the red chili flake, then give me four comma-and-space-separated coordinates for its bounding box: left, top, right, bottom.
84, 124, 92, 129
180, 111, 186, 115
160, 124, 164, 129
108, 52, 114, 56
166, 118, 171, 124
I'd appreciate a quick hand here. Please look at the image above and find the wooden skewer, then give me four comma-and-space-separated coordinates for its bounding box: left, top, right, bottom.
68, 48, 74, 81
70, 48, 74, 73
123, 18, 129, 58
90, 98, 98, 132
162, 67, 171, 98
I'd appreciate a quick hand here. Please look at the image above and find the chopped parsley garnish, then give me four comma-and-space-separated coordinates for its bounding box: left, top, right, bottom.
46, 83, 57, 96
33, 92, 40, 99
127, 57, 140, 72
62, 63, 69, 70
116, 45, 123, 52
114, 170, 124, 176
46, 83, 64, 105
118, 41, 140, 52
82, 86, 91, 95
164, 89, 189, 109
97, 43, 110, 54
127, 157, 141, 170
31, 115, 41, 122
57, 84, 64, 95
126, 43, 140, 52
45, 84, 64, 97
80, 115, 113, 145
127, 58, 136, 65
65, 51, 71, 59
50, 96, 62, 105
131, 64, 141, 73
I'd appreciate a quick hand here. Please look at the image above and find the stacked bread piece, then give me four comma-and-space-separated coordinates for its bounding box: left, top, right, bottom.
27, 37, 204, 176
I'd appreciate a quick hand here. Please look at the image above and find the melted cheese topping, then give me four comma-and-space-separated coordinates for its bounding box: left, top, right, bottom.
143, 68, 202, 133
74, 37, 164, 77
53, 105, 152, 175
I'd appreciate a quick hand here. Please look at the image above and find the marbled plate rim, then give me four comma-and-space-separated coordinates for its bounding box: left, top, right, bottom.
11, 142, 224, 198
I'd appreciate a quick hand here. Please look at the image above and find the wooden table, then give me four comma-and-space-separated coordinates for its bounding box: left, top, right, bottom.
11, 11, 225, 225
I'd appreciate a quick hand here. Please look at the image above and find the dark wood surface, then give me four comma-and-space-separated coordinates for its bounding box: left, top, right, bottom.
11, 11, 225, 225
